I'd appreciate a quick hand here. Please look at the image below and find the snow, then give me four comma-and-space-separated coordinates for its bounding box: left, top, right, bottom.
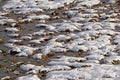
81, 22, 102, 30
7, 39, 22, 43
0, 50, 2, 54
4, 28, 19, 33
1, 76, 11, 80
20, 36, 33, 40
51, 47, 67, 53
55, 23, 79, 32
4, 43, 16, 48
51, 56, 86, 62
32, 30, 45, 36
16, 74, 40, 80
41, 65, 71, 72
29, 40, 41, 44
32, 53, 43, 59
53, 35, 71, 41
7, 33, 20, 37
46, 69, 92, 80
71, 16, 88, 23
20, 64, 35, 71
85, 54, 104, 60
68, 45, 88, 52
46, 41, 63, 47
28, 15, 50, 20
0, 0, 120, 79
9, 46, 37, 56
109, 0, 118, 3
103, 56, 120, 64
77, 0, 101, 7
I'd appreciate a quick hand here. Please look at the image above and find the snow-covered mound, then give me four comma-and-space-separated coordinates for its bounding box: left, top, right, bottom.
0, 0, 120, 79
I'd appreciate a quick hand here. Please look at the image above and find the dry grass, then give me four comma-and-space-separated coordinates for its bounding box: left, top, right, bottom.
42, 53, 55, 60
116, 0, 120, 6
0, 64, 3, 68
0, 38, 4, 43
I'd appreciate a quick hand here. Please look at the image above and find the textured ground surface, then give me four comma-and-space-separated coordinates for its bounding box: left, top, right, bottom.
0, 0, 120, 80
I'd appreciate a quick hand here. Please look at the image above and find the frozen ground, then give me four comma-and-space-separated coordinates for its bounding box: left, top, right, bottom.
0, 0, 120, 80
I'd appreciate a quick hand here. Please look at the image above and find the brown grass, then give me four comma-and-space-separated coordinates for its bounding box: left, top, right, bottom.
42, 52, 55, 60
116, 0, 120, 6
0, 38, 4, 43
